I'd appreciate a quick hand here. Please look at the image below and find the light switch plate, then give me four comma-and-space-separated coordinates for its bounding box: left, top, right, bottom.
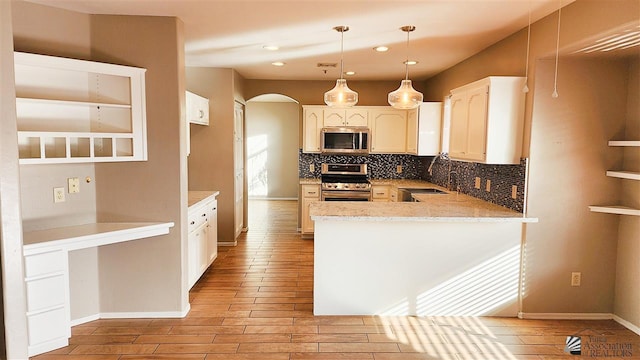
511, 185, 518, 199
396, 165, 403, 173
68, 177, 80, 193
485, 179, 491, 192
474, 177, 481, 189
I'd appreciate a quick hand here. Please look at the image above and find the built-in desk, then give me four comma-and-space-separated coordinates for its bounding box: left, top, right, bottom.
23, 222, 174, 357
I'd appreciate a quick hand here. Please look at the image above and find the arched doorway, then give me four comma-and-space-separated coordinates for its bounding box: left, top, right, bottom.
245, 94, 300, 232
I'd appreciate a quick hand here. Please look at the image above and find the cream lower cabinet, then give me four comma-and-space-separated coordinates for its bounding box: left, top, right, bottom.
371, 185, 391, 202
449, 76, 525, 164
188, 195, 218, 289
370, 108, 408, 154
301, 184, 321, 236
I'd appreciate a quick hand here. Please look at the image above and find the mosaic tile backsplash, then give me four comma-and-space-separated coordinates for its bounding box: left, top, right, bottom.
421, 155, 527, 212
299, 151, 423, 179
299, 150, 527, 212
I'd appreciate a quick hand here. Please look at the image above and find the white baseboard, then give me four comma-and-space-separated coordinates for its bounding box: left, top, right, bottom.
70, 306, 190, 327
518, 312, 613, 320
219, 240, 237, 246
613, 314, 640, 335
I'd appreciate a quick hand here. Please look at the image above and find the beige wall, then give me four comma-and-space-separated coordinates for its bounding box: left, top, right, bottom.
91, 15, 187, 313
1, 1, 29, 358
525, 58, 626, 314
246, 101, 300, 199
614, 58, 640, 327
187, 67, 239, 243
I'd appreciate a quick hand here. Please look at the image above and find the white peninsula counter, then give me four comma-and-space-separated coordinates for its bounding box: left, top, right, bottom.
309, 192, 537, 317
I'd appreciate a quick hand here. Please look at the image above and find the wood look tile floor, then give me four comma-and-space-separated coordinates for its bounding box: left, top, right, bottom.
33, 200, 639, 360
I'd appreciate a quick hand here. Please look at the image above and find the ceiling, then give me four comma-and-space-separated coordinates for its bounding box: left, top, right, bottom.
25, 0, 570, 81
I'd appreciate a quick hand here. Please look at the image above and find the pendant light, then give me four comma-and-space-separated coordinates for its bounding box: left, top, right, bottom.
388, 25, 423, 109
324, 26, 358, 107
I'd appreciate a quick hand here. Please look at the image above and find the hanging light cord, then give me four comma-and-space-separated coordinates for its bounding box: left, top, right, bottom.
339, 27, 345, 80
523, 0, 531, 93
552, 1, 562, 98
404, 29, 410, 81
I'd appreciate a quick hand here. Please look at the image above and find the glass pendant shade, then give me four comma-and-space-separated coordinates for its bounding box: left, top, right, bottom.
389, 25, 423, 110
324, 78, 358, 107
388, 79, 423, 109
325, 26, 358, 107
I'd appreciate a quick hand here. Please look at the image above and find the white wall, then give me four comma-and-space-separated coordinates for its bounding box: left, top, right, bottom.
246, 100, 300, 199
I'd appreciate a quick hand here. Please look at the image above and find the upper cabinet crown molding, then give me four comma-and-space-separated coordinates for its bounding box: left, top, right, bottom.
14, 52, 148, 164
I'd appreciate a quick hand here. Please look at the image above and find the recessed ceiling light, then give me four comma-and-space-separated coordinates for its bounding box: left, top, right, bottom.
271, 61, 285, 66
345, 71, 356, 76
374, 46, 389, 52
404, 60, 418, 65
263, 45, 279, 51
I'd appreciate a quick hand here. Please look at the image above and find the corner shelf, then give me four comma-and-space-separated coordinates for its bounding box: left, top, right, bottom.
606, 170, 640, 180
589, 139, 640, 216
589, 206, 640, 217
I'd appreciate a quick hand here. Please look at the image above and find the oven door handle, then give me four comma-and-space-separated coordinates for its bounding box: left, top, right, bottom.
321, 190, 371, 201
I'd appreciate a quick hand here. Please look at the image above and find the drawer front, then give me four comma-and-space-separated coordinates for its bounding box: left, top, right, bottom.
27, 307, 68, 346
26, 275, 66, 312
24, 250, 65, 278
302, 185, 320, 198
371, 186, 390, 199
188, 205, 208, 233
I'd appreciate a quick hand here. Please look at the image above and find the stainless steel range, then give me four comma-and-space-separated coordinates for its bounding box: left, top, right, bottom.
321, 163, 371, 201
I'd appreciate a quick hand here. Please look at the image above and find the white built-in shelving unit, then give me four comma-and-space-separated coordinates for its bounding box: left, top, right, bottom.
14, 51, 147, 164
589, 140, 640, 216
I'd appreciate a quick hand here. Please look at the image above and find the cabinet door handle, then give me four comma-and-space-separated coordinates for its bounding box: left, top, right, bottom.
308, 191, 316, 195
190, 221, 195, 225
202, 213, 207, 217
198, 110, 204, 118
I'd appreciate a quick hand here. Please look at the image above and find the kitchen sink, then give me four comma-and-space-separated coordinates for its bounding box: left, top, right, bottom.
398, 188, 448, 201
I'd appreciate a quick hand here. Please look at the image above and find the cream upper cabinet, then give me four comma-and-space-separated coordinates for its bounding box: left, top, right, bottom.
186, 90, 209, 126
448, 76, 525, 164
324, 108, 368, 127
14, 51, 147, 164
303, 106, 323, 153
370, 108, 407, 154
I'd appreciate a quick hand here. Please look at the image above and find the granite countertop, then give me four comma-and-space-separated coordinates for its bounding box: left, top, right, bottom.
300, 178, 321, 185
188, 191, 220, 207
309, 191, 537, 223
370, 178, 444, 189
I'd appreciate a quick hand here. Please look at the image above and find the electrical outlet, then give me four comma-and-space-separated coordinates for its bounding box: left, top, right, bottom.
396, 165, 403, 174
53, 187, 65, 203
511, 185, 518, 199
571, 272, 581, 287
68, 177, 80, 193
474, 177, 481, 189
485, 179, 491, 192
309, 164, 315, 172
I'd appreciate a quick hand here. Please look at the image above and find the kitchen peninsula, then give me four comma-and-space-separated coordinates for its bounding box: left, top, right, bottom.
310, 190, 537, 317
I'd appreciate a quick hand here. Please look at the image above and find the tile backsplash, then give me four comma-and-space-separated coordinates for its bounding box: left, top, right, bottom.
299, 150, 423, 179
422, 155, 527, 212
299, 151, 527, 212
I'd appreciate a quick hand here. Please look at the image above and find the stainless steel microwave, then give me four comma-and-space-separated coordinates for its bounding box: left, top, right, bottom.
321, 127, 369, 155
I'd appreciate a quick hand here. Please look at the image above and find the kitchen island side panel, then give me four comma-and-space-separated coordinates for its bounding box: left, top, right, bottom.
313, 220, 523, 316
